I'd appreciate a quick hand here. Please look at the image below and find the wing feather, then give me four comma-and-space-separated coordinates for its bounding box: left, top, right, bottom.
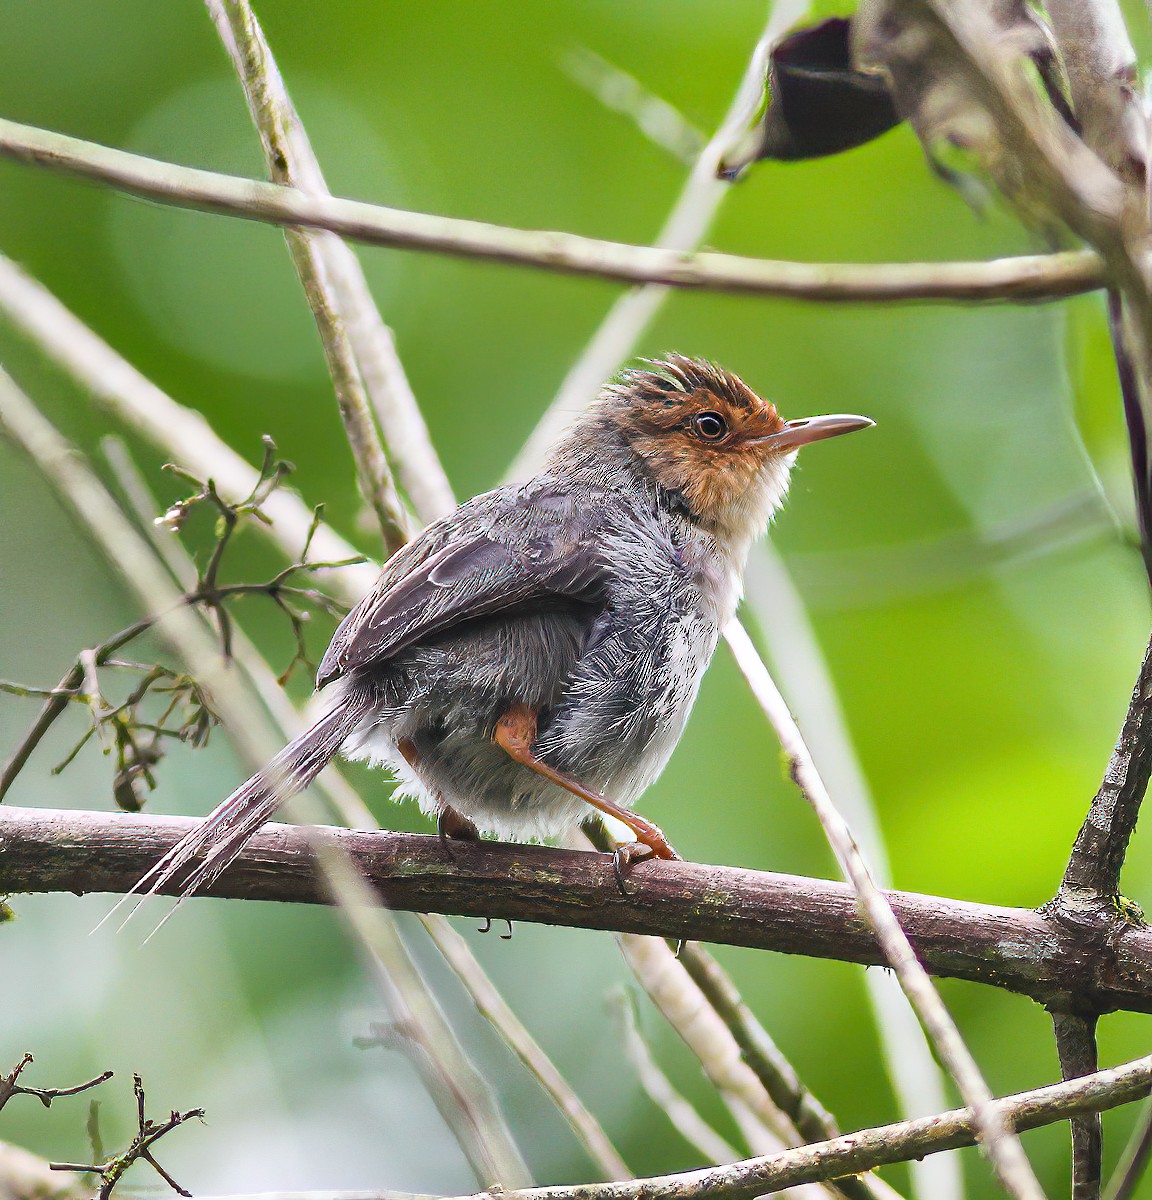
316, 483, 606, 687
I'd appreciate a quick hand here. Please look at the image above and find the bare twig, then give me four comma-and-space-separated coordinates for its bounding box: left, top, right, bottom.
0, 255, 376, 604
723, 621, 1045, 1200
49, 1074, 203, 1200
612, 932, 793, 1160
313, 841, 531, 1188
1105, 1099, 1152, 1200
580, 838, 894, 1200
674, 943, 839, 1146
743, 546, 959, 1200
0, 1055, 112, 1113
0, 119, 1109, 309
416, 916, 630, 1181
1057, 634, 1152, 915
561, 48, 705, 166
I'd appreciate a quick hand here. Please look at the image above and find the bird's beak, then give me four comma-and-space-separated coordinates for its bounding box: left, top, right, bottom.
756, 413, 875, 451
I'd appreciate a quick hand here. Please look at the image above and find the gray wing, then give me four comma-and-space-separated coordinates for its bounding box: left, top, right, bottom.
316, 482, 607, 688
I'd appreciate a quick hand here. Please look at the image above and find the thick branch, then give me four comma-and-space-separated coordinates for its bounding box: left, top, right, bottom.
10, 806, 1152, 1014
0, 116, 1106, 305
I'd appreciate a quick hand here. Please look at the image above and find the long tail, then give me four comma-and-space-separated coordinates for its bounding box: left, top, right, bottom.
98, 687, 375, 934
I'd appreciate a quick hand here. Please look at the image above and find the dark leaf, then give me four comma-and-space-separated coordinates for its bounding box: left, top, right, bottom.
721, 17, 901, 177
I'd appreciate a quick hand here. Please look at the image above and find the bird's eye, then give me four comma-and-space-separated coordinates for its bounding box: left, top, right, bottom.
693, 411, 728, 442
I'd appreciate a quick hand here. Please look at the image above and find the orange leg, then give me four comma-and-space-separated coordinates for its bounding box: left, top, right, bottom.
398, 737, 479, 848
493, 702, 680, 891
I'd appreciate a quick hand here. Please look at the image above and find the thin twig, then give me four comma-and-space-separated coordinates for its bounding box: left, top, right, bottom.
49, 1073, 203, 1200
1057, 633, 1152, 914
743, 545, 960, 1200
561, 48, 705, 166
314, 842, 531, 1188
675, 942, 840, 1146
609, 989, 741, 1166
723, 621, 1046, 1200
0, 255, 376, 607
161, 1054, 1152, 1200
0, 1055, 112, 1113
1104, 1098, 1152, 1200
0, 118, 1109, 309
416, 915, 630, 1181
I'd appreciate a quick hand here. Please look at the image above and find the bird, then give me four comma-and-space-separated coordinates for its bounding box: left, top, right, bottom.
125, 354, 872, 908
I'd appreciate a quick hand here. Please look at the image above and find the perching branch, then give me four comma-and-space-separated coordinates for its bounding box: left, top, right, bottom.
0, 116, 1109, 307
11, 806, 1152, 1015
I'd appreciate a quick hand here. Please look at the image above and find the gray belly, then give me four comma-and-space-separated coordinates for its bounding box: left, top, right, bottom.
338, 602, 717, 841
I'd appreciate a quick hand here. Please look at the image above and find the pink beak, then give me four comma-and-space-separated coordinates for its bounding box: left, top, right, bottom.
757, 413, 874, 451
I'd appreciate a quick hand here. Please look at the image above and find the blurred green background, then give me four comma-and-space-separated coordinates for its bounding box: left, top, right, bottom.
2, 1, 1151, 1197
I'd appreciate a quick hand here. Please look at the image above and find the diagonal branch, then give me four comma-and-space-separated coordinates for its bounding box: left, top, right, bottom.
723, 622, 1045, 1200
206, 0, 453, 527
1056, 633, 1152, 917
0, 116, 1109, 305
205, 0, 409, 552
117, 1055, 1152, 1200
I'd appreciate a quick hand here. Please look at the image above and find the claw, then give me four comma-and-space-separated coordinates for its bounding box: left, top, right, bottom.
612, 841, 656, 896
476, 916, 513, 939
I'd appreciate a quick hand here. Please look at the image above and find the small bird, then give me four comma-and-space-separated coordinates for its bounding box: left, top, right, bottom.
130, 355, 872, 904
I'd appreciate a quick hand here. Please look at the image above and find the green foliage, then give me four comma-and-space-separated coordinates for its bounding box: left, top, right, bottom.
0, 1, 1149, 1197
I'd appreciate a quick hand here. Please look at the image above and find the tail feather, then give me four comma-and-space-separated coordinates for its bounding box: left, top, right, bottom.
97, 688, 374, 934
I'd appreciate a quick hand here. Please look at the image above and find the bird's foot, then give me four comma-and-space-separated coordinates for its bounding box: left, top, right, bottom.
612, 832, 680, 896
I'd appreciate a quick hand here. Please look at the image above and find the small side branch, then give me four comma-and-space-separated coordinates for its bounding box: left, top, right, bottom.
50, 1074, 203, 1200
1057, 633, 1152, 916
0, 1054, 112, 1113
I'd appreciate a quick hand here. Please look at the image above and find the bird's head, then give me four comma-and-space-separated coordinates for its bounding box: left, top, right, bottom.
600, 354, 873, 542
